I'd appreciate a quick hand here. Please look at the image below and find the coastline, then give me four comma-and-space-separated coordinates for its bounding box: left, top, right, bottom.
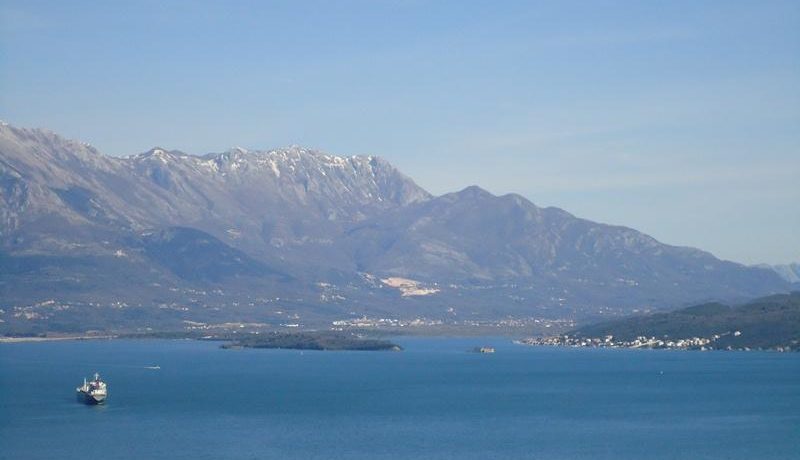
0, 335, 116, 344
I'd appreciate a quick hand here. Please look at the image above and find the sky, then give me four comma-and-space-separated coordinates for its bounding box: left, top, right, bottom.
1, 0, 798, 265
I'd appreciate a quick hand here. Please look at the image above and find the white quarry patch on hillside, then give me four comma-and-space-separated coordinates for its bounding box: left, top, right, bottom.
380, 277, 440, 297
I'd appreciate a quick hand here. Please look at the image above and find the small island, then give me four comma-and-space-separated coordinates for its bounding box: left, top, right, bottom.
221, 331, 402, 351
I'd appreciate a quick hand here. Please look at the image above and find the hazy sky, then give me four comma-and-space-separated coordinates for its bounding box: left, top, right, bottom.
1, 0, 798, 265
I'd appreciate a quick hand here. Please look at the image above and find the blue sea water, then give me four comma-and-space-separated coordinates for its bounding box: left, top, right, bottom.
1, 337, 798, 460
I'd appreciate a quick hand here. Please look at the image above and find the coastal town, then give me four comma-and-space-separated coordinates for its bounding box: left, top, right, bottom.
513, 330, 795, 352
330, 315, 575, 333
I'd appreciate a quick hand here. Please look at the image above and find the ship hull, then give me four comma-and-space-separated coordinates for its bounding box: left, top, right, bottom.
76, 391, 106, 405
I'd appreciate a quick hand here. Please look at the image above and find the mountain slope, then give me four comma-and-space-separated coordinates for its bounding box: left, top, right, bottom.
342, 185, 785, 305
759, 263, 800, 284
0, 122, 791, 332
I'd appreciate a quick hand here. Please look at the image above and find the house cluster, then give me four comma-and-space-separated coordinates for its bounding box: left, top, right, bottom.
515, 332, 749, 351
331, 316, 444, 329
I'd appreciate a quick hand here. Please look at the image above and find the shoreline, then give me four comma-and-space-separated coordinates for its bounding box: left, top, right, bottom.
1, 334, 795, 353
0, 335, 116, 343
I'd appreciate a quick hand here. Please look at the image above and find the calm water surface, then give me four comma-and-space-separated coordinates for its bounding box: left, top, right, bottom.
1, 337, 798, 459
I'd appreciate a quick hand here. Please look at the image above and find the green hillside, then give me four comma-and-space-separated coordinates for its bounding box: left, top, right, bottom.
570, 292, 800, 350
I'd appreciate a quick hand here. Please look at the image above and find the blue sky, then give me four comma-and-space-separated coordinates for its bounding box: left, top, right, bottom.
1, 0, 798, 264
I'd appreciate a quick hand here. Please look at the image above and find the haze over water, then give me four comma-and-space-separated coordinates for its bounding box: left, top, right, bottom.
1, 338, 798, 460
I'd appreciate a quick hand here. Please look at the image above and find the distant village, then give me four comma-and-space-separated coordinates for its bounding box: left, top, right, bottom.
515, 332, 795, 352
330, 315, 574, 331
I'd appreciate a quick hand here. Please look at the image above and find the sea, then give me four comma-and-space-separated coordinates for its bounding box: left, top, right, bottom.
1, 337, 798, 460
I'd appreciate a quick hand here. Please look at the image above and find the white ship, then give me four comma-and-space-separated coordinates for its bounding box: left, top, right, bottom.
76, 373, 107, 405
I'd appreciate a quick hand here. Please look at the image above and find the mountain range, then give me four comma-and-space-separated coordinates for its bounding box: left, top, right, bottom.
0, 122, 791, 333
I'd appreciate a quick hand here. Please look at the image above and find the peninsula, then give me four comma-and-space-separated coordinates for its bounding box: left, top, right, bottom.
517, 292, 800, 352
